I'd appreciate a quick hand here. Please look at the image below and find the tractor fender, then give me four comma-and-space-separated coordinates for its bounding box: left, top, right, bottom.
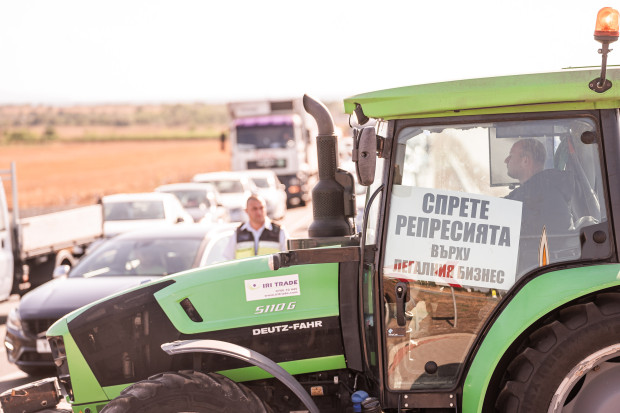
462, 263, 620, 412
161, 339, 320, 413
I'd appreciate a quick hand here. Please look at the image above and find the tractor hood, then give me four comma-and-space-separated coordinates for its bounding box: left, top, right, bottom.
51, 255, 276, 328
47, 253, 346, 390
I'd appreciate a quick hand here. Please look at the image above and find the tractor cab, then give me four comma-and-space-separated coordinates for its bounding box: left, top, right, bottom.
345, 9, 620, 409
373, 115, 608, 392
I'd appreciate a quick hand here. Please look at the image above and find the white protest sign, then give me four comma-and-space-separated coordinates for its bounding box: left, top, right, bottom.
383, 186, 522, 290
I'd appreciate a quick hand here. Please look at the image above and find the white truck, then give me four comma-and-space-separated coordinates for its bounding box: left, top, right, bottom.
227, 99, 318, 207
0, 163, 104, 300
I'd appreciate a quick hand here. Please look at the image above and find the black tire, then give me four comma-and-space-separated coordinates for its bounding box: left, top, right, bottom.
101, 370, 273, 413
496, 292, 620, 413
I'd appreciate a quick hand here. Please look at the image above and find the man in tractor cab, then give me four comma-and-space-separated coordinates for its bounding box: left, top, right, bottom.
504, 139, 575, 273
223, 194, 288, 260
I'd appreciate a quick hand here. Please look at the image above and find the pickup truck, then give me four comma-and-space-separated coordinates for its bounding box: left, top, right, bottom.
0, 162, 104, 300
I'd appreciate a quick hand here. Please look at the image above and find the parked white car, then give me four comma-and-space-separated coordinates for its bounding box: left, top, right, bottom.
191, 171, 258, 222
155, 182, 230, 224
101, 192, 193, 237
244, 170, 287, 220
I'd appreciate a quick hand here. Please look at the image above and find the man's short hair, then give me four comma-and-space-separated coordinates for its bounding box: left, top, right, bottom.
246, 193, 266, 208
518, 139, 546, 166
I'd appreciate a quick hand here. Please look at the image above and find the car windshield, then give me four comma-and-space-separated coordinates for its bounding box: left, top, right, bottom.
165, 190, 211, 208
71, 237, 203, 277
104, 200, 165, 220
236, 124, 294, 149
251, 177, 270, 188
209, 180, 244, 194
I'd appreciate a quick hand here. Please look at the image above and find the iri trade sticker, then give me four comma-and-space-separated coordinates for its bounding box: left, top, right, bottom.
245, 274, 300, 301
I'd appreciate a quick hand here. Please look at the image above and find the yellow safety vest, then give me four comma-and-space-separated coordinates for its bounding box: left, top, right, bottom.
235, 223, 282, 259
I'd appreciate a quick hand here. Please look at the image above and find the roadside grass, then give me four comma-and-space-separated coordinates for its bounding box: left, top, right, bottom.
71, 130, 222, 142
0, 127, 225, 144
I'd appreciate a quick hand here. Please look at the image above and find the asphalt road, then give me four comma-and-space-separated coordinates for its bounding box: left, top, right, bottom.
0, 202, 313, 412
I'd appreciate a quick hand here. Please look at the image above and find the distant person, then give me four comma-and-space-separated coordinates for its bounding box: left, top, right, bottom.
223, 194, 288, 260
504, 139, 574, 272
220, 132, 226, 151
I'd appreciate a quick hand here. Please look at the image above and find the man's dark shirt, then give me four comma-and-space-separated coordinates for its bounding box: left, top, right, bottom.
505, 169, 574, 273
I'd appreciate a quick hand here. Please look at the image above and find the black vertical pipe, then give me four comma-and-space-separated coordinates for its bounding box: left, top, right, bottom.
302, 95, 352, 237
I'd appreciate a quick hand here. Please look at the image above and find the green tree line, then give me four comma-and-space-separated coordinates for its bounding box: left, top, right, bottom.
0, 103, 228, 128
0, 100, 346, 143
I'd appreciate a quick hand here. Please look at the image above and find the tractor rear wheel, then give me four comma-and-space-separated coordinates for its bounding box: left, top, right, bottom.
496, 292, 620, 413
101, 370, 272, 413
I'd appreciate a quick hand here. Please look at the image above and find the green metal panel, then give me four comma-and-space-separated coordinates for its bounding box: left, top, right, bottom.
344, 68, 620, 119
154, 256, 339, 334
462, 264, 620, 412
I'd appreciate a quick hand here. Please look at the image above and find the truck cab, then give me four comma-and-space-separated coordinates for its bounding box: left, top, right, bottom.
228, 99, 318, 207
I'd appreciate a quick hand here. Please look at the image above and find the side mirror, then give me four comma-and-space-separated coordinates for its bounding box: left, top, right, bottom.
53, 264, 71, 278
354, 127, 377, 186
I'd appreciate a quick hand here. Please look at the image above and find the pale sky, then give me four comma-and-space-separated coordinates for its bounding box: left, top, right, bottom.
0, 0, 616, 105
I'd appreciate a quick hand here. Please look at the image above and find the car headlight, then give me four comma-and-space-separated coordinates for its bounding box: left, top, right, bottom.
7, 307, 22, 331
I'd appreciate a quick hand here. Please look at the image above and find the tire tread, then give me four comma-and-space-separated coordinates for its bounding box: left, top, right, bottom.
495, 292, 620, 412
101, 370, 272, 413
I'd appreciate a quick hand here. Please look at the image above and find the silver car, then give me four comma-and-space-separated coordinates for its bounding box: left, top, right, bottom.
244, 169, 287, 220
101, 192, 193, 238
191, 171, 258, 222
156, 182, 230, 224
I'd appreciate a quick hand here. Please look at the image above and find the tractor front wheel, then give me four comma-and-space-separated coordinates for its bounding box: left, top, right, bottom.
101, 370, 272, 413
496, 292, 620, 413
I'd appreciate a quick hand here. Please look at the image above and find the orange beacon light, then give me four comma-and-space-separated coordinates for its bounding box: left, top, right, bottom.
595, 7, 620, 41
590, 7, 620, 93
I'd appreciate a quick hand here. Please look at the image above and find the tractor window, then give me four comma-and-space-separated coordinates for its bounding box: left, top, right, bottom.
382, 116, 608, 391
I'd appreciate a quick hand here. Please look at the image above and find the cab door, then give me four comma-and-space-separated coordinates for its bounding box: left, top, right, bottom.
379, 114, 608, 398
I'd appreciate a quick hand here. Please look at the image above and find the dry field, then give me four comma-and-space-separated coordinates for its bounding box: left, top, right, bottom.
0, 139, 230, 214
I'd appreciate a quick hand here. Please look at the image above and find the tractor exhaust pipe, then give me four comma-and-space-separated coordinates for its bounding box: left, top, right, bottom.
303, 94, 352, 238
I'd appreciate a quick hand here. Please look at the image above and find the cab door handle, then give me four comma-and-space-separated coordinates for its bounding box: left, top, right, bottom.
395, 281, 411, 326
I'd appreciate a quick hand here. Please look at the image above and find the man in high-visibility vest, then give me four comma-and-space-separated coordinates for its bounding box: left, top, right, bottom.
223, 194, 288, 260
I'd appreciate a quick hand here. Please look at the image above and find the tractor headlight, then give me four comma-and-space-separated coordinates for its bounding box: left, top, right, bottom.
49, 335, 73, 399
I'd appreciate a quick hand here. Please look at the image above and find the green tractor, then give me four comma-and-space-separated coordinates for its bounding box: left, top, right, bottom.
5, 7, 620, 413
